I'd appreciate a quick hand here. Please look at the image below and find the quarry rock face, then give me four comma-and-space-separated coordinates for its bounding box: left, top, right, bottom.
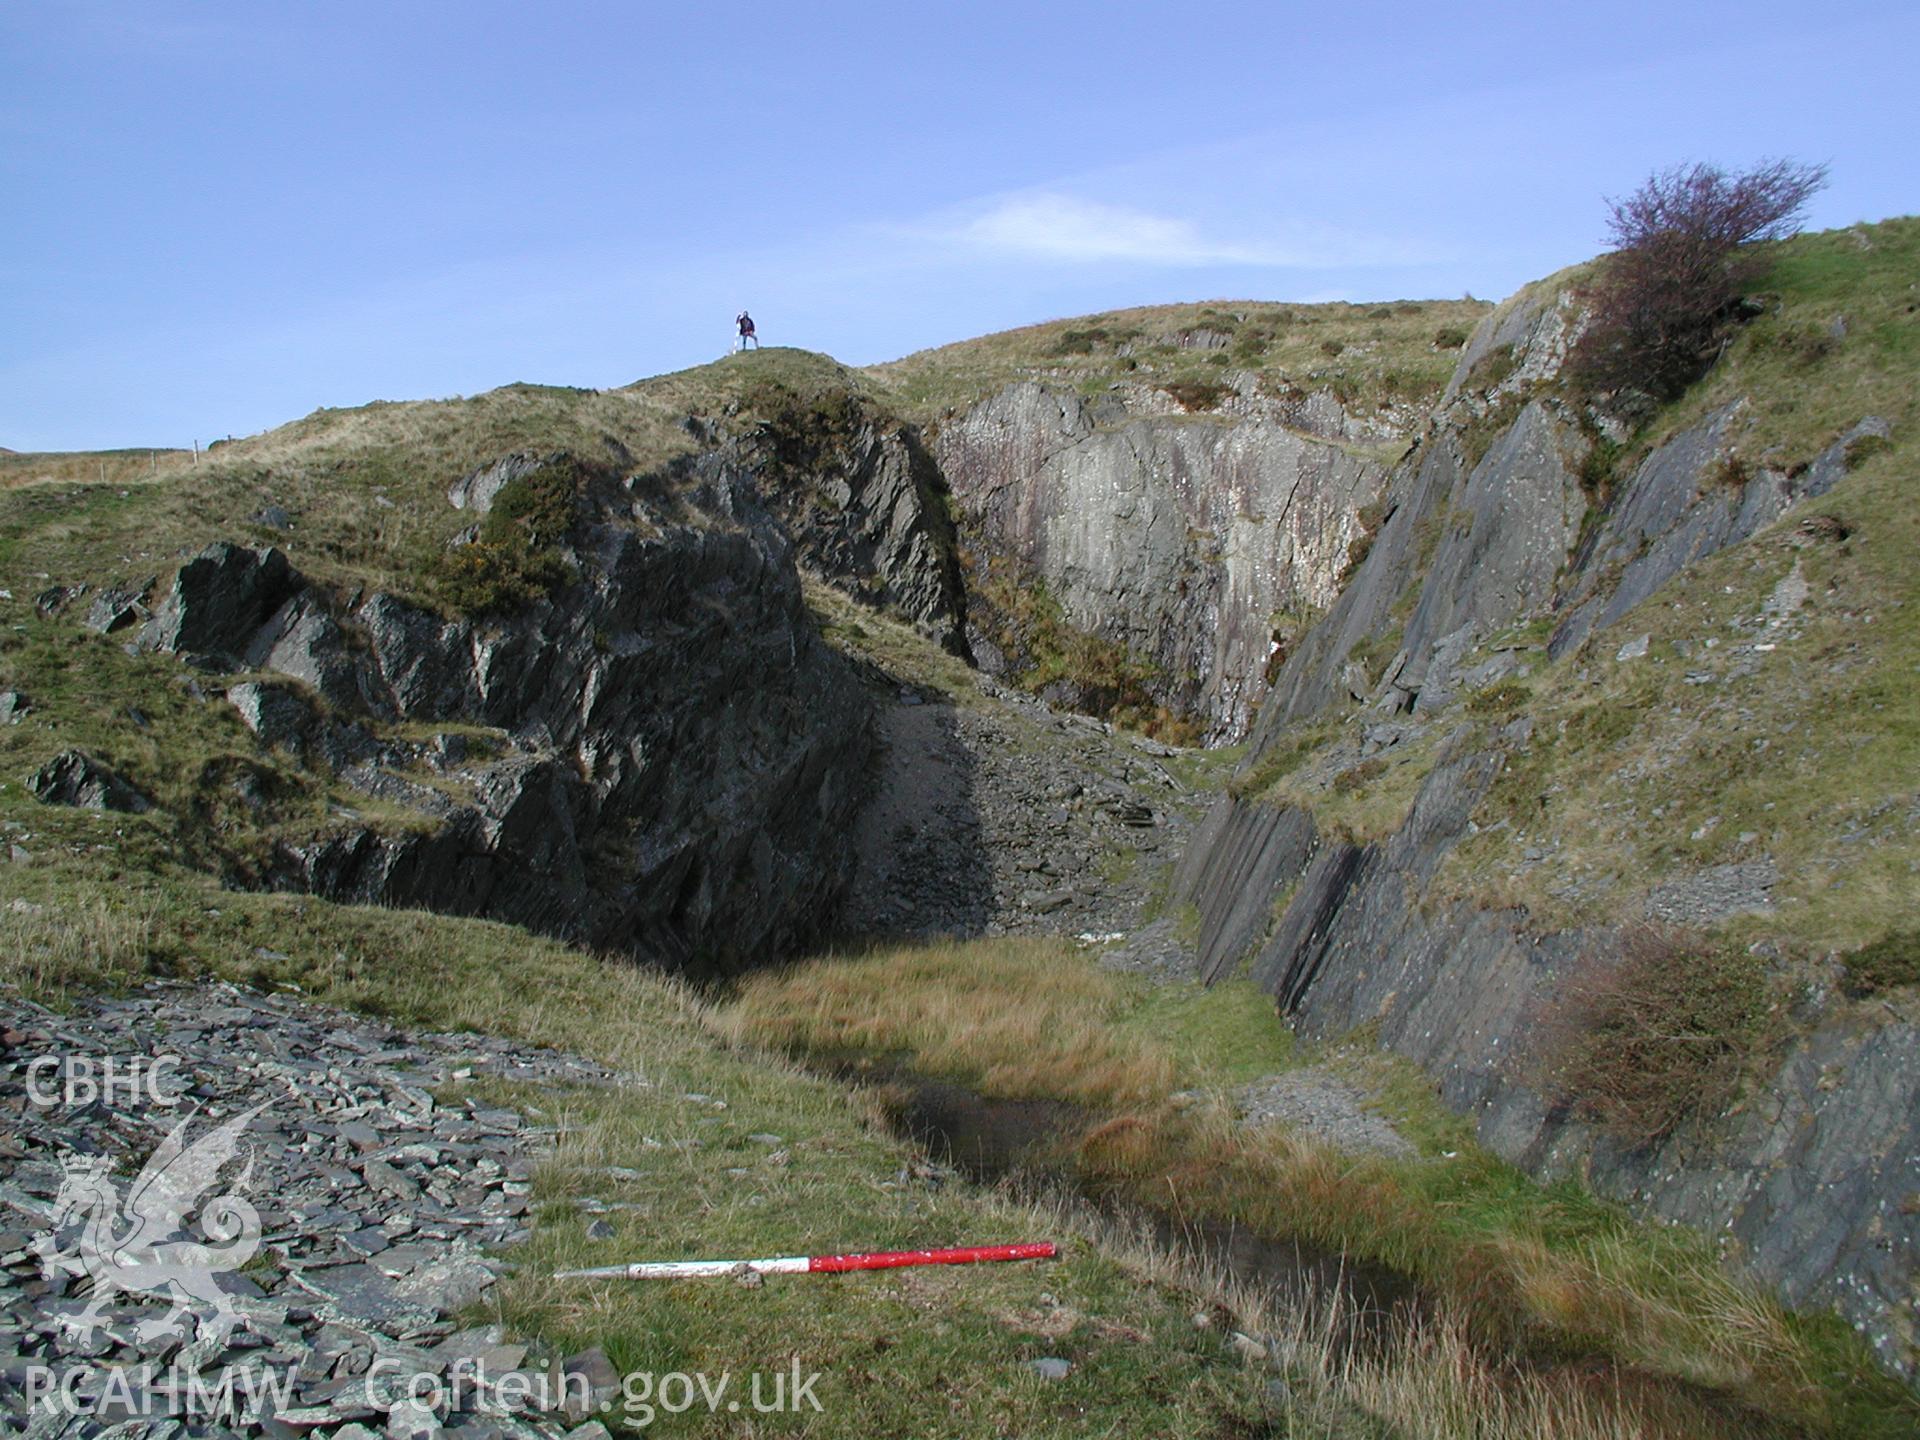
713, 413, 970, 656
1173, 767, 1920, 1383
935, 381, 1390, 741
1174, 274, 1917, 1376
122, 473, 876, 971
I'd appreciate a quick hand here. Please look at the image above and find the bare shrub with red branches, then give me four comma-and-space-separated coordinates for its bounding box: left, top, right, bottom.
1569, 159, 1828, 402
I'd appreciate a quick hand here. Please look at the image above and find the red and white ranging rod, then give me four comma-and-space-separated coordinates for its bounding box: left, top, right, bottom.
555, 1241, 1056, 1281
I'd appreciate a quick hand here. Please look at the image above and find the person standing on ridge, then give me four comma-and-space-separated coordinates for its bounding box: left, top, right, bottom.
734, 310, 759, 352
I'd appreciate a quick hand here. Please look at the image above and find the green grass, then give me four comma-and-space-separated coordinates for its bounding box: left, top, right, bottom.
29, 830, 1905, 1434
1117, 977, 1298, 1084
1227, 715, 1441, 844
728, 938, 1919, 1436
802, 576, 983, 703
864, 297, 1492, 427
1636, 217, 1920, 471
0, 349, 882, 615
0, 603, 487, 889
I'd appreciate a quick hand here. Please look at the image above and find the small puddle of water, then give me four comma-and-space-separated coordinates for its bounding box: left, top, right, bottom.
822, 1054, 1423, 1354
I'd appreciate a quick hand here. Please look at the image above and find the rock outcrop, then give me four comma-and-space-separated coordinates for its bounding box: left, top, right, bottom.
935, 380, 1392, 741
716, 404, 970, 657
109, 455, 877, 971
1172, 755, 1920, 1382
1172, 275, 1917, 1376
1548, 409, 1889, 658
28, 751, 152, 814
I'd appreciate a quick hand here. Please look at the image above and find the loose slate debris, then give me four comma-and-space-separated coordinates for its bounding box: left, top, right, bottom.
0, 980, 648, 1439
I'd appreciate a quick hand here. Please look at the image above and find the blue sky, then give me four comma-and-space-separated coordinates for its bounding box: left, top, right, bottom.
3, 1, 1915, 451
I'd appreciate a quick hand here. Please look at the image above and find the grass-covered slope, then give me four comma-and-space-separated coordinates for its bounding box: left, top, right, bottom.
0, 350, 896, 613
0, 446, 194, 491
865, 297, 1493, 425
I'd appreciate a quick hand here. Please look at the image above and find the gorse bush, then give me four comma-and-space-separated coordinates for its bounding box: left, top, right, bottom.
430, 459, 581, 615
1049, 326, 1112, 355
1842, 930, 1920, 997
1160, 380, 1228, 412
1570, 159, 1828, 402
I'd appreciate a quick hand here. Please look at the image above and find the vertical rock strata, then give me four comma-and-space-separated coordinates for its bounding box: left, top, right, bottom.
936, 382, 1391, 740
1172, 279, 1916, 1378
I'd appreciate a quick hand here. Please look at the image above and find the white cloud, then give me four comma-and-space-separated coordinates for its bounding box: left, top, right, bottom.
964, 194, 1263, 265
960, 194, 1305, 268
922, 192, 1422, 270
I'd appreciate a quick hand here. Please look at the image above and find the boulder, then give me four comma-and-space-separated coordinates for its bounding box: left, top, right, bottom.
28, 750, 151, 812
82, 581, 152, 635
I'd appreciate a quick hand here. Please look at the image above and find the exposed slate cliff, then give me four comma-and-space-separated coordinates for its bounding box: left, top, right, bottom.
1174, 277, 1917, 1377
1257, 284, 1593, 731
720, 408, 970, 657
1175, 762, 1920, 1382
108, 453, 878, 972
935, 380, 1392, 741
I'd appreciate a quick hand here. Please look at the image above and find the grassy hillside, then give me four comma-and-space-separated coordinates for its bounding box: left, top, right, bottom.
0, 292, 1493, 628
1, 446, 195, 490
866, 296, 1493, 426
6, 233, 1917, 1431
0, 350, 889, 611
4, 575, 1912, 1436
